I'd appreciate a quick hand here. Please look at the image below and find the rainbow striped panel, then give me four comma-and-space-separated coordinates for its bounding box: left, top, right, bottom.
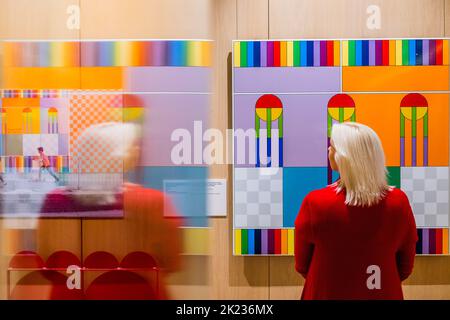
233, 40, 340, 67
234, 229, 295, 255
3, 41, 212, 67
416, 228, 449, 255
0, 155, 70, 174
0, 89, 71, 98
342, 39, 448, 66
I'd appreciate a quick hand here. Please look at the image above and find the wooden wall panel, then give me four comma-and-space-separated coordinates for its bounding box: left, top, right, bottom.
80, 0, 213, 39
269, 0, 444, 38
237, 0, 269, 39
0, 0, 80, 40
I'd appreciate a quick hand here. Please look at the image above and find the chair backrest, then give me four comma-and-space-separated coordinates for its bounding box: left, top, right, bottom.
120, 251, 158, 269
10, 270, 84, 300
85, 270, 157, 300
84, 251, 119, 269
9, 251, 45, 269
46, 250, 81, 269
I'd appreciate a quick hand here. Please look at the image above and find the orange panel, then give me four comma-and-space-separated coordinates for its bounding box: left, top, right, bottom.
80, 67, 124, 90
2, 67, 80, 89
352, 94, 448, 167
343, 66, 449, 92
2, 98, 40, 107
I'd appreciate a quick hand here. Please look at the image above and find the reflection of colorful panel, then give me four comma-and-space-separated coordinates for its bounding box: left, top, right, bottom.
255, 94, 283, 167
327, 94, 355, 183
400, 93, 428, 167
234, 229, 294, 255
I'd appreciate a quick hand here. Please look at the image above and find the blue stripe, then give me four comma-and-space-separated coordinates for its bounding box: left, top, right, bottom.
248, 229, 255, 254
416, 40, 422, 65
267, 137, 271, 167
409, 40, 416, 66
356, 40, 362, 66
99, 42, 113, 66
300, 41, 307, 66
253, 41, 260, 67
39, 42, 50, 67
247, 41, 254, 67
279, 137, 283, 167
168, 41, 184, 66
306, 41, 313, 66
362, 40, 369, 66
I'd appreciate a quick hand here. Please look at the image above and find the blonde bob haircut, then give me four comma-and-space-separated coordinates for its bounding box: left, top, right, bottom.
330, 122, 391, 207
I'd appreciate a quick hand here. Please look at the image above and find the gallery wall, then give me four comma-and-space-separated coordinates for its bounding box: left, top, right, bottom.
1, 0, 450, 299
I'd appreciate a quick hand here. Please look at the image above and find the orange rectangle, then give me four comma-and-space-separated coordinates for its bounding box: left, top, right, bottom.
343, 66, 449, 92
2, 98, 40, 107
81, 67, 124, 90
281, 229, 288, 254
3, 67, 81, 89
443, 229, 449, 254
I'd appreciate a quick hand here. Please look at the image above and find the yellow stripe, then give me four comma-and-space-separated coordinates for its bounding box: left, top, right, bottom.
281, 229, 288, 254
389, 40, 396, 66
443, 229, 449, 254
201, 41, 212, 67
396, 40, 402, 66
280, 41, 287, 66
234, 42, 240, 67
443, 40, 449, 65
188, 41, 201, 66
287, 229, 294, 255
235, 229, 241, 255
342, 40, 348, 66
334, 40, 340, 66
287, 41, 293, 66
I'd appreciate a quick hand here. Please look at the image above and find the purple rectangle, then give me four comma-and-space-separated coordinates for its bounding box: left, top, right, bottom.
260, 41, 267, 67
422, 40, 429, 65
313, 41, 320, 66
80, 42, 97, 66
320, 41, 327, 66
261, 229, 268, 254
152, 41, 167, 66
136, 94, 209, 166
267, 41, 274, 67
429, 40, 436, 65
234, 67, 340, 93
422, 229, 429, 254
375, 40, 382, 65
369, 40, 376, 66
125, 67, 211, 92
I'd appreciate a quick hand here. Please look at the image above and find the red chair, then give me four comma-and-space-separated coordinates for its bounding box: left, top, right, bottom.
10, 270, 84, 300
85, 270, 157, 300
46, 250, 81, 269
84, 251, 119, 269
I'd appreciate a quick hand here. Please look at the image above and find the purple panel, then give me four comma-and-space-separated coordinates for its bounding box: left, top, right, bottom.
267, 41, 274, 67
313, 41, 320, 66
81, 42, 97, 66
138, 94, 209, 166
234, 67, 340, 93
152, 41, 167, 66
422, 40, 429, 65
40, 98, 70, 134
125, 67, 211, 92
58, 134, 69, 155
260, 41, 267, 67
234, 94, 329, 167
422, 229, 429, 254
369, 40, 376, 66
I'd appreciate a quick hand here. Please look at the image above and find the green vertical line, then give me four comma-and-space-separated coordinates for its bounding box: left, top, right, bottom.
411, 107, 417, 138
349, 41, 356, 66
267, 109, 272, 138
241, 229, 248, 254
423, 112, 428, 137
351, 111, 356, 122
327, 113, 333, 137
241, 42, 247, 67
339, 107, 344, 123
400, 112, 405, 137
402, 40, 409, 66
278, 112, 283, 138
255, 113, 260, 138
294, 41, 300, 66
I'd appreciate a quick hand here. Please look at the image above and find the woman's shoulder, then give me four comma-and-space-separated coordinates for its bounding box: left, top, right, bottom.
304, 184, 339, 204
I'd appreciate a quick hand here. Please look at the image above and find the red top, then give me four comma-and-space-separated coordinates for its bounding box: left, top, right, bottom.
295, 185, 418, 300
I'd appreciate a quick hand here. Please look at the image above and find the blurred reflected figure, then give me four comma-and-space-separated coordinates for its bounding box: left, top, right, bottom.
35, 122, 183, 300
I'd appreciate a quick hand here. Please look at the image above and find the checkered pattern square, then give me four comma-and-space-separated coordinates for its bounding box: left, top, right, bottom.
40, 134, 59, 156
234, 168, 283, 228
70, 93, 123, 173
401, 167, 449, 227
23, 134, 41, 156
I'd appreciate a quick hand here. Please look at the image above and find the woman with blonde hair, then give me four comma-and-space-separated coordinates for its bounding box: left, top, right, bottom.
295, 122, 417, 300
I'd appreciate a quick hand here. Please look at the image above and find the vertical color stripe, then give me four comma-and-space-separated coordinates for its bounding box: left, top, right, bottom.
240, 41, 247, 67
349, 40, 356, 66
382, 40, 389, 66
395, 40, 402, 66
320, 41, 327, 66
260, 41, 267, 67
355, 40, 362, 66
409, 40, 416, 66
436, 228, 442, 254
287, 41, 294, 66
429, 229, 436, 254
375, 40, 382, 66
300, 41, 307, 66
389, 40, 396, 66
422, 229, 429, 254
333, 40, 340, 66
268, 229, 275, 254
342, 41, 348, 66
422, 40, 429, 65
247, 229, 255, 254
313, 41, 320, 66
369, 40, 376, 66
235, 229, 241, 254
443, 229, 449, 254
280, 41, 287, 66
443, 40, 449, 65
288, 229, 295, 255
274, 229, 281, 254
326, 41, 333, 66
362, 40, 369, 66
307, 41, 314, 66
261, 229, 268, 254
254, 229, 261, 254
267, 41, 274, 67
416, 40, 423, 65
253, 41, 260, 67
429, 40, 436, 65
241, 229, 248, 254
402, 40, 409, 65
293, 41, 300, 66
274, 41, 280, 67
436, 39, 443, 65
281, 229, 288, 254
247, 41, 254, 67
